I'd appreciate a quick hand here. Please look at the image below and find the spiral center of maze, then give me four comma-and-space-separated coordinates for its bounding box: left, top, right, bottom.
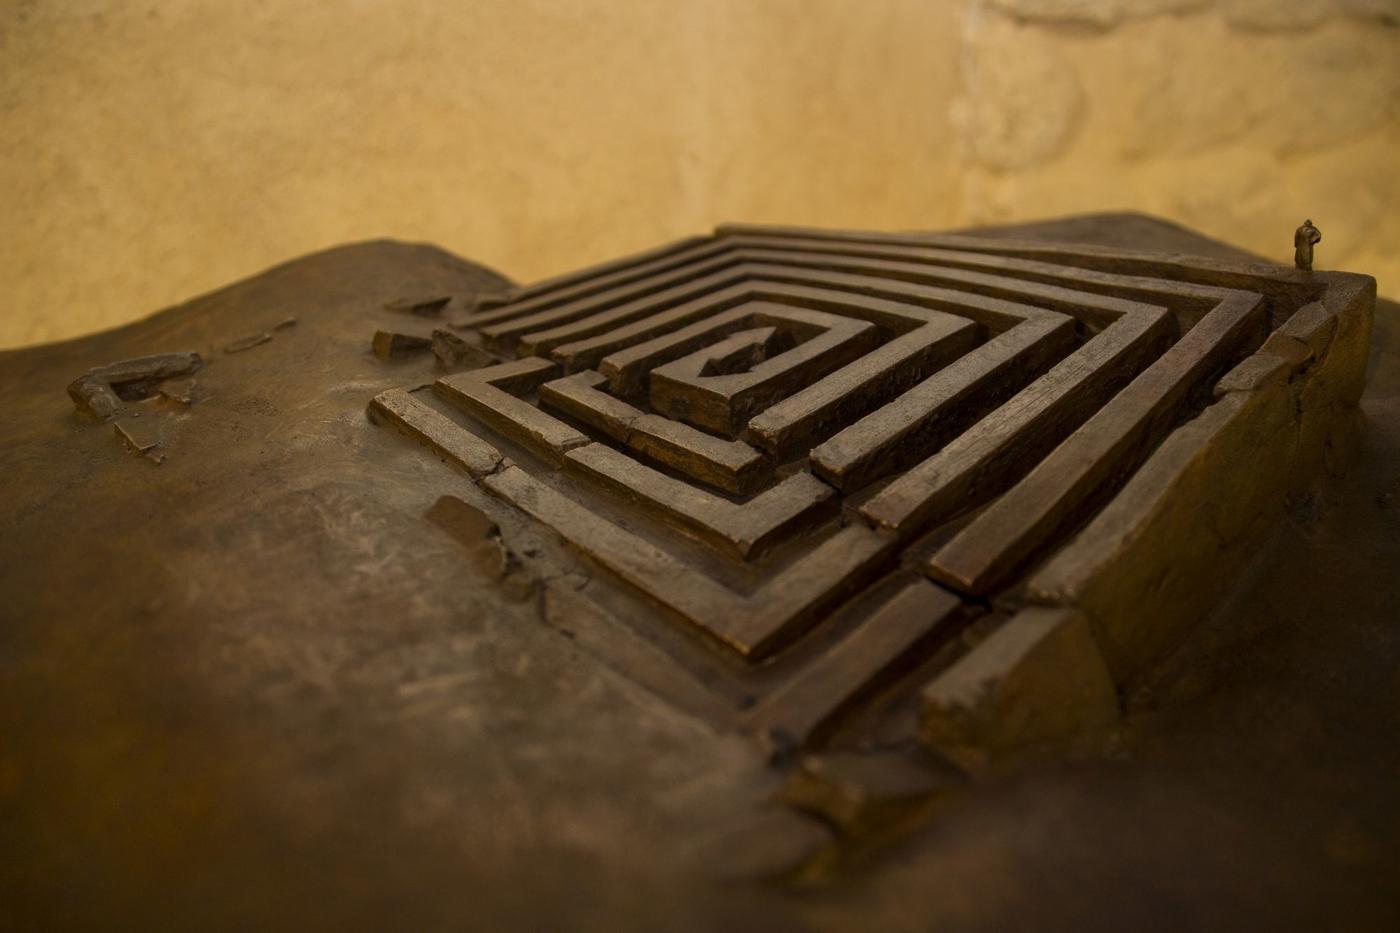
373, 224, 1289, 744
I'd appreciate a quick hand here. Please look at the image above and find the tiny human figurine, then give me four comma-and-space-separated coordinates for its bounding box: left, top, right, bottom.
1294, 219, 1321, 271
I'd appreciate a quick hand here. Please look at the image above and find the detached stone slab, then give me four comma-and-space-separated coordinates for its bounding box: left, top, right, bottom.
223, 332, 273, 354
424, 495, 512, 581
67, 351, 204, 421
372, 329, 433, 360
920, 607, 1118, 771
779, 750, 956, 835
113, 416, 165, 462
368, 388, 504, 478
384, 295, 452, 317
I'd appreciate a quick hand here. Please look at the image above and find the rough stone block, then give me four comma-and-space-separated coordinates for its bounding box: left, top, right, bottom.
1285, 279, 1375, 499
1028, 380, 1297, 680
920, 607, 1118, 771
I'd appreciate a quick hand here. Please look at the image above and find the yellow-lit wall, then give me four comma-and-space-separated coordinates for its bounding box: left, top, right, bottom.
2, 0, 1397, 348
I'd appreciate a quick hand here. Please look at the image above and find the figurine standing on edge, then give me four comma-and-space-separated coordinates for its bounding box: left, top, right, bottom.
1294, 219, 1321, 271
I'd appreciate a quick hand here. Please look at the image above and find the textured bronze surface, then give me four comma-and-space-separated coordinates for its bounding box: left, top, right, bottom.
369, 221, 1372, 751
2, 216, 1396, 931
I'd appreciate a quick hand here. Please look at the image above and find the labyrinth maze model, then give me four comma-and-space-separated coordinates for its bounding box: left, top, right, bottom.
370, 223, 1374, 795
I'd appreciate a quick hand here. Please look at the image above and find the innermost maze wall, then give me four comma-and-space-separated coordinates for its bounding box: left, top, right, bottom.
2, 0, 1396, 348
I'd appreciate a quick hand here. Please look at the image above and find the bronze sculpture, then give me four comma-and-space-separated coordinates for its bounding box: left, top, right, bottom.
1295, 218, 1322, 271
3, 214, 1396, 930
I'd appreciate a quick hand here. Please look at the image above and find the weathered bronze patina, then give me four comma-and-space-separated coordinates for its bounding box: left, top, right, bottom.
1295, 218, 1323, 272
3, 215, 1396, 931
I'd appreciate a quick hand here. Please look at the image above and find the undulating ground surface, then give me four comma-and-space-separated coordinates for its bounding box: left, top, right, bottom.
0, 215, 1396, 931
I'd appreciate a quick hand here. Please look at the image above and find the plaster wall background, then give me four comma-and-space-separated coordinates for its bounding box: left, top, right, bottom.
2, 0, 1396, 348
